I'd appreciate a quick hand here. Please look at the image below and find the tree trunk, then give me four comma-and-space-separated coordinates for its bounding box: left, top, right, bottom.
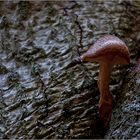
0, 0, 139, 139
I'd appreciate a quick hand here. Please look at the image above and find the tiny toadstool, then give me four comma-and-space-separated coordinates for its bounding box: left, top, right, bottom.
79, 35, 130, 128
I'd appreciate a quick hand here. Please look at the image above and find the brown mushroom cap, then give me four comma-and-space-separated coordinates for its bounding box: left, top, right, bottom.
81, 35, 130, 65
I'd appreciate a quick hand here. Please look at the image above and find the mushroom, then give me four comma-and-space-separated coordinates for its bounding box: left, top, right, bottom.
79, 35, 130, 128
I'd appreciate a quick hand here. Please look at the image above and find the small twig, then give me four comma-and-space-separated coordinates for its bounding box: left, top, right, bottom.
74, 14, 84, 49
59, 4, 92, 78
73, 14, 93, 75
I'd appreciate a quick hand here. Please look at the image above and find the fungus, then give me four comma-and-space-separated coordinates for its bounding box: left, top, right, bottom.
79, 35, 130, 128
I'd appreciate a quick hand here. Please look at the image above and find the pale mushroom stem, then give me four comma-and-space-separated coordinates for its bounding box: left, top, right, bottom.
98, 61, 113, 108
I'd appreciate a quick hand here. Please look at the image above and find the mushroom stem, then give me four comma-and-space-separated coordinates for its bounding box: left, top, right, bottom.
98, 61, 113, 128
98, 61, 113, 104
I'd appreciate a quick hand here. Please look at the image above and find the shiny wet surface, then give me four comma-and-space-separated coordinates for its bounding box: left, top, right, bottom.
0, 1, 140, 139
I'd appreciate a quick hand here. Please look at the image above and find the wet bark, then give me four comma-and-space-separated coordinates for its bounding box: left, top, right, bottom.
0, 0, 139, 139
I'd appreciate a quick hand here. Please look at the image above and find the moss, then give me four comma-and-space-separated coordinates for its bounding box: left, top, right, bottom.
0, 64, 8, 74
17, 1, 31, 21
7, 71, 20, 86
0, 16, 10, 29
26, 23, 35, 37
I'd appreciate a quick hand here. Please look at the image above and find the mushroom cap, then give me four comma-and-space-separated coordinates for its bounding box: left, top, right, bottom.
81, 35, 130, 65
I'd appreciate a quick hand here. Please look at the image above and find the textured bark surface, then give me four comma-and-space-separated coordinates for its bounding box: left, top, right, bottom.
0, 0, 139, 139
